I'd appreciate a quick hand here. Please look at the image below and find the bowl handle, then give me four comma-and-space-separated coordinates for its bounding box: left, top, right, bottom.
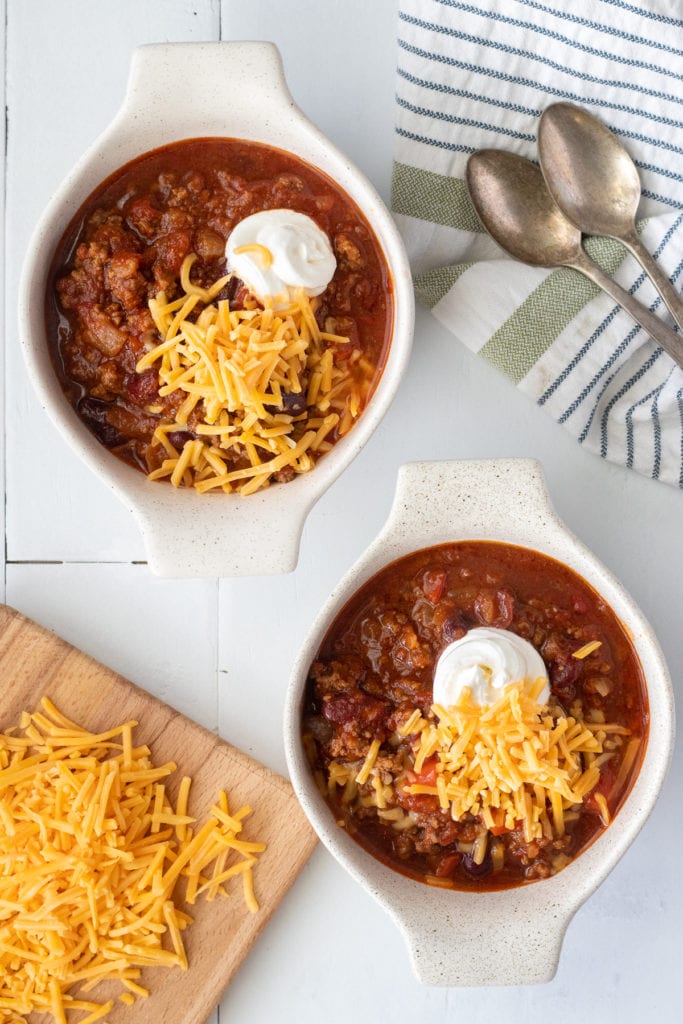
129, 488, 314, 579
399, 902, 571, 986
115, 41, 297, 126
379, 458, 562, 549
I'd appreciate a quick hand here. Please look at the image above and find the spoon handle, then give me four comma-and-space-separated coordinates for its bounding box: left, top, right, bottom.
619, 229, 683, 333
571, 252, 683, 369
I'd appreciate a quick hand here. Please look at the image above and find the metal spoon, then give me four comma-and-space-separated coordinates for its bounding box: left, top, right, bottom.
465, 150, 683, 368
538, 102, 683, 332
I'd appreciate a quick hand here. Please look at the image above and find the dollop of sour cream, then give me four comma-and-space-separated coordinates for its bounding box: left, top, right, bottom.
433, 628, 550, 708
225, 209, 336, 306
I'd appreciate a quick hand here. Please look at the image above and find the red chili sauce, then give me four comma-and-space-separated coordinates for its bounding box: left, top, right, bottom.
302, 542, 648, 890
46, 138, 393, 480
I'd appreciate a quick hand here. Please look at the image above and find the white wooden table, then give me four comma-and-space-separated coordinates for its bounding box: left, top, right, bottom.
2, 2, 682, 1022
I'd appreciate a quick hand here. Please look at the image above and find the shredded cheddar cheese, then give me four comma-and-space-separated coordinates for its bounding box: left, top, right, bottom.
232, 242, 274, 268
136, 253, 365, 496
399, 682, 624, 843
326, 683, 634, 851
0, 698, 265, 1023
572, 640, 603, 659
355, 739, 381, 785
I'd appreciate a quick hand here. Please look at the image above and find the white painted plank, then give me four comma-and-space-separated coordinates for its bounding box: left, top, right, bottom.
220, 0, 398, 202
5, 0, 219, 562
5, 562, 219, 731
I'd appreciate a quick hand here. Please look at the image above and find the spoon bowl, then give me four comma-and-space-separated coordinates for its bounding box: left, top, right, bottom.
538, 102, 683, 332
466, 147, 683, 368
466, 150, 582, 267
538, 102, 641, 239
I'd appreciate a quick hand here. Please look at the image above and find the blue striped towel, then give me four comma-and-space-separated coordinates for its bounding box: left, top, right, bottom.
392, 0, 683, 487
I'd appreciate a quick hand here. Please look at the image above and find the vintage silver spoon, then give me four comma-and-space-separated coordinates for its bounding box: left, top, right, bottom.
465, 149, 683, 368
538, 102, 683, 332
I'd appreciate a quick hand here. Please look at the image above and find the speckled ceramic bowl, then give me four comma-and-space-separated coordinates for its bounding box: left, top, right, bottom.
19, 41, 413, 578
284, 458, 674, 986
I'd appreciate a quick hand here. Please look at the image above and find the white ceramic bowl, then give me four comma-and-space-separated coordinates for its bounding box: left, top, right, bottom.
18, 42, 414, 578
284, 458, 674, 986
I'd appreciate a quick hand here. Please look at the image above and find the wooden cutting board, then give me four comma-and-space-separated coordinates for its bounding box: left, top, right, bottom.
0, 605, 317, 1023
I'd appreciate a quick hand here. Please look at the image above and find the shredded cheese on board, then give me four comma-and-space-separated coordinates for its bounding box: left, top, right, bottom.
0, 698, 265, 1023
137, 253, 367, 496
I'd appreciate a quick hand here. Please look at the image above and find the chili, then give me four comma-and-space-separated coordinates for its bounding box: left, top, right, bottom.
302, 541, 648, 891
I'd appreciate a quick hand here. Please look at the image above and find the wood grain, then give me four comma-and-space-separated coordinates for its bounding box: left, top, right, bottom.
0, 605, 317, 1024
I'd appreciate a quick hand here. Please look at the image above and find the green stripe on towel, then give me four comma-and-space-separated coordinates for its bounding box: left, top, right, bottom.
479, 236, 628, 383
392, 162, 484, 233
414, 262, 473, 307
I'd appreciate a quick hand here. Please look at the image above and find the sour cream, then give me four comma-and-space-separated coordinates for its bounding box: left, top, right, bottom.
433, 627, 550, 708
225, 209, 336, 306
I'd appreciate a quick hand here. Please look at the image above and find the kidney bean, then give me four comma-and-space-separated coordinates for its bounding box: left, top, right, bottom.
168, 430, 194, 450
212, 275, 243, 304
126, 368, 159, 406
77, 397, 126, 448
78, 303, 127, 356
194, 227, 225, 259
442, 611, 470, 643
549, 653, 581, 703
280, 390, 308, 416
462, 849, 493, 877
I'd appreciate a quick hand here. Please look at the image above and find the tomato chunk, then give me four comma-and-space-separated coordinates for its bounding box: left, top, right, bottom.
423, 570, 446, 605
411, 755, 439, 787
487, 807, 512, 836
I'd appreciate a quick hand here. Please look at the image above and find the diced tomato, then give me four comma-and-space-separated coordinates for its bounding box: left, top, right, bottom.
411, 755, 439, 787
423, 570, 446, 605
435, 853, 460, 877
398, 756, 440, 815
488, 807, 512, 836
399, 792, 440, 815
332, 343, 356, 362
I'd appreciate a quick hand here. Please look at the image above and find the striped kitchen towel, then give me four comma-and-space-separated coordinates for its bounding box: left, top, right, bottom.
393, 0, 683, 486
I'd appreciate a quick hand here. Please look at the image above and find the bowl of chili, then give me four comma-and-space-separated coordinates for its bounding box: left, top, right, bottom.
19, 42, 413, 578
284, 458, 674, 986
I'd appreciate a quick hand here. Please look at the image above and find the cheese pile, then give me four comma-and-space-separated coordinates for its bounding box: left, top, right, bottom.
399, 682, 631, 843
137, 253, 367, 496
0, 698, 265, 1024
